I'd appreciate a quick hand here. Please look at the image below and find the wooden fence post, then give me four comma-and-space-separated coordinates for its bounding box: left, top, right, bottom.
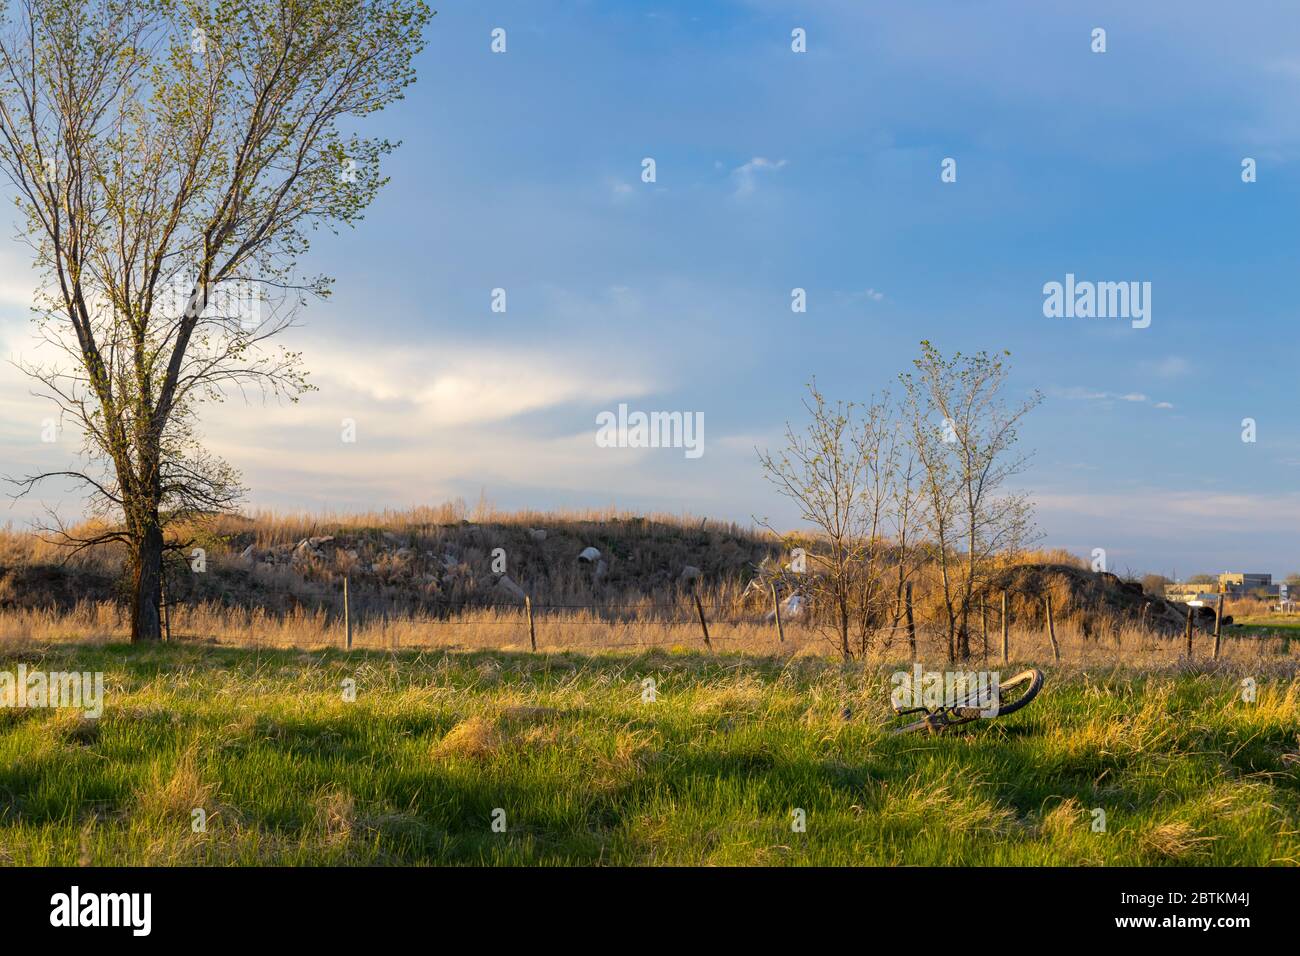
1045, 593, 1061, 663
1213, 593, 1224, 660
693, 591, 713, 652
1184, 604, 1194, 659
977, 600, 987, 660
160, 572, 171, 643
771, 583, 785, 643
344, 575, 353, 650
526, 595, 537, 652
905, 582, 917, 661
1000, 591, 1009, 663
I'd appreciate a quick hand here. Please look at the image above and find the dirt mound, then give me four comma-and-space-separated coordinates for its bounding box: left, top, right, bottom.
0, 516, 777, 619
0, 563, 120, 611
0, 519, 1221, 639
983, 563, 1218, 635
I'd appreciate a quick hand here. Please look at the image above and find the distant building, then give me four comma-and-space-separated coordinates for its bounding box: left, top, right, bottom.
1166, 573, 1281, 602
1218, 572, 1277, 597
1164, 583, 1216, 603
1164, 582, 1222, 606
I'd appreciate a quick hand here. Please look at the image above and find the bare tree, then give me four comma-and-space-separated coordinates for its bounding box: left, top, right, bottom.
757, 381, 898, 659
0, 0, 429, 641
902, 376, 960, 660
884, 437, 925, 646
902, 341, 1040, 661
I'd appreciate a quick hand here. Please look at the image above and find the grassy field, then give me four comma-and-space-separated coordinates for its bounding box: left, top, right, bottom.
1234, 615, 1300, 647
1, 642, 1297, 865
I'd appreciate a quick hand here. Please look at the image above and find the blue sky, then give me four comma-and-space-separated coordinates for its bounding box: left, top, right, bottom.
4, 0, 1300, 578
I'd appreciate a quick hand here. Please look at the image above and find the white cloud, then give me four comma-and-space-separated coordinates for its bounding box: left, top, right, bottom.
0, 247, 41, 314
1057, 387, 1173, 408
1140, 355, 1192, 379
732, 157, 788, 197
839, 288, 885, 304
1034, 489, 1300, 534
304, 340, 654, 428
0, 326, 668, 520
718, 431, 781, 452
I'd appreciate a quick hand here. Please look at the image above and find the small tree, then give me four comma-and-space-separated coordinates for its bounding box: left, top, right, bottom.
1141, 573, 1173, 596
0, 0, 430, 641
902, 342, 1040, 662
757, 381, 898, 659
884, 432, 925, 646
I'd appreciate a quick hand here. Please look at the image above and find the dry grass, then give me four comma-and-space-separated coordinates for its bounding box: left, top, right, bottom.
198, 501, 754, 550
434, 716, 501, 759
3, 505, 1293, 668
1, 597, 1295, 668
1140, 821, 1216, 861
313, 789, 356, 844
134, 746, 213, 821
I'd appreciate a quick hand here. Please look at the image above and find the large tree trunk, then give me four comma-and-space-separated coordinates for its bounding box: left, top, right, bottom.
130, 522, 164, 643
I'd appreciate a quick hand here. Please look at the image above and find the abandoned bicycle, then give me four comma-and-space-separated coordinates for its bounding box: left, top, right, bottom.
890, 668, 1044, 734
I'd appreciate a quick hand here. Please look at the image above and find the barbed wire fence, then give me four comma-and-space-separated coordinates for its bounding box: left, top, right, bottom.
154, 561, 937, 654
152, 565, 1235, 661
152, 572, 1071, 660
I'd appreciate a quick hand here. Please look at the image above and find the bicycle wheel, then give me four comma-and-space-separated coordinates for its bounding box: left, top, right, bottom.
988, 668, 1043, 717
950, 668, 1043, 720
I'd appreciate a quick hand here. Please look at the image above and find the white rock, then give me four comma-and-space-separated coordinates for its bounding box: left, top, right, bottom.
494, 575, 526, 602
764, 593, 807, 622
578, 546, 601, 563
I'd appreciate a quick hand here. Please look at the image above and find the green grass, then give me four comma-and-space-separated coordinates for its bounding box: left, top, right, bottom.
1231, 616, 1299, 650
1, 643, 1297, 865
1236, 615, 1300, 631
